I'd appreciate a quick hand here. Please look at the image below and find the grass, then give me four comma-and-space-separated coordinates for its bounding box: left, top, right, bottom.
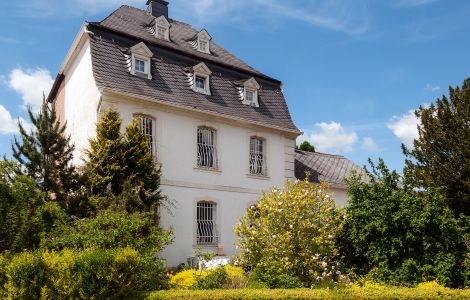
145, 287, 470, 300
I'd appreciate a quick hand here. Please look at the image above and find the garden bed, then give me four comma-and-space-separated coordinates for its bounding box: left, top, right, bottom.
145, 288, 470, 300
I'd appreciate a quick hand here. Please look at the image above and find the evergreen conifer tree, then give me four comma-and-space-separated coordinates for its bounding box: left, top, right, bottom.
403, 78, 470, 215
12, 98, 78, 206
84, 110, 164, 214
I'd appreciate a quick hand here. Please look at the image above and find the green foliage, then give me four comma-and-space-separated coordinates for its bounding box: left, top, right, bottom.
11, 98, 80, 210
298, 141, 315, 152
147, 287, 470, 300
43, 209, 172, 255
193, 267, 228, 290
234, 179, 346, 287
252, 272, 304, 289
1, 247, 167, 299
4, 251, 46, 299
84, 110, 164, 213
337, 159, 466, 287
403, 78, 470, 215
0, 161, 68, 252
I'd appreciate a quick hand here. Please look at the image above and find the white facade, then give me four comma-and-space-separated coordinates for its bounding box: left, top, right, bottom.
56, 34, 297, 267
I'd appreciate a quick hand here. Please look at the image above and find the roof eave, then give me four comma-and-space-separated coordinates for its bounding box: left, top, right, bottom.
100, 87, 302, 137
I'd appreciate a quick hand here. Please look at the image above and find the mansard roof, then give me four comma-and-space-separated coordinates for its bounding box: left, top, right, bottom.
58, 5, 300, 134
295, 150, 367, 188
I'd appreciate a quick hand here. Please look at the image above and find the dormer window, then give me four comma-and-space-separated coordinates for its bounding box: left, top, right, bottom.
154, 16, 170, 41
242, 77, 260, 107
130, 42, 153, 80
191, 62, 212, 95
196, 30, 211, 54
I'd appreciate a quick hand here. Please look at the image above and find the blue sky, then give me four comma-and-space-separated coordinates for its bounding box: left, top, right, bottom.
0, 0, 469, 171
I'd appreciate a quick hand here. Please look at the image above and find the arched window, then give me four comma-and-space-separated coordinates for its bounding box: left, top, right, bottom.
196, 201, 217, 245
197, 126, 217, 169
250, 137, 267, 176
136, 115, 156, 156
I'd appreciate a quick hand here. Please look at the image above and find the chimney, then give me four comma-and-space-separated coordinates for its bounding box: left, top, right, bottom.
147, 0, 169, 19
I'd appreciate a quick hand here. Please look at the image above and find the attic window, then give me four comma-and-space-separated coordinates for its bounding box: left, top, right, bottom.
192, 62, 212, 95
154, 16, 170, 41
196, 30, 212, 54
242, 78, 261, 107
129, 42, 153, 80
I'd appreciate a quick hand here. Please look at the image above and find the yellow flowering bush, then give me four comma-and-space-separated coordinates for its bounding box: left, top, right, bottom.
169, 265, 247, 290
169, 270, 208, 289
234, 179, 347, 288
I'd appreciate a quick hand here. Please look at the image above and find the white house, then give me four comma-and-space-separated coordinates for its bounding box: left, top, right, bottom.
48, 0, 301, 267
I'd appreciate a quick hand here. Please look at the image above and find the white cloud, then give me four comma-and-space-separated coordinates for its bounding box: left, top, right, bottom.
7, 68, 54, 111
300, 122, 358, 153
362, 137, 378, 151
425, 83, 440, 91
394, 0, 438, 7
174, 0, 369, 35
387, 110, 420, 146
0, 105, 31, 135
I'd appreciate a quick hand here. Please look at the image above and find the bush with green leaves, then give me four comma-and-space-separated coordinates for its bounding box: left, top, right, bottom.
337, 159, 466, 287
235, 179, 347, 288
42, 209, 172, 255
1, 247, 167, 299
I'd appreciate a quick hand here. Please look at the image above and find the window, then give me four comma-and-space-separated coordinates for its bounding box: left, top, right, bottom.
242, 78, 260, 107
199, 40, 208, 53
154, 16, 170, 41
245, 90, 254, 103
197, 201, 217, 245
136, 115, 155, 156
195, 76, 206, 90
157, 26, 167, 39
197, 127, 217, 169
135, 58, 146, 74
191, 63, 212, 95
250, 137, 267, 176
129, 42, 153, 79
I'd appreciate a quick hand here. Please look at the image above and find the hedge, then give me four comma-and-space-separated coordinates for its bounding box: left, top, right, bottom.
146, 288, 470, 300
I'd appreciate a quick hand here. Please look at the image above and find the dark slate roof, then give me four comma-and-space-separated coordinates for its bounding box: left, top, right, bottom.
83, 5, 299, 132
295, 150, 367, 188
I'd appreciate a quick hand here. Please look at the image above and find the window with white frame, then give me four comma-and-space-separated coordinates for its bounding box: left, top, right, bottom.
196, 30, 211, 54
136, 115, 155, 156
154, 16, 170, 41
249, 137, 267, 176
129, 42, 153, 80
197, 127, 217, 169
196, 201, 217, 245
192, 62, 212, 95
242, 78, 260, 107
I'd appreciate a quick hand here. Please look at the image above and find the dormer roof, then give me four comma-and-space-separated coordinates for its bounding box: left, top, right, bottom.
129, 42, 153, 57
192, 62, 212, 75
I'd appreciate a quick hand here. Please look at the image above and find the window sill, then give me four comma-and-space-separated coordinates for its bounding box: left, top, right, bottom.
193, 87, 211, 96
246, 174, 270, 180
194, 167, 222, 174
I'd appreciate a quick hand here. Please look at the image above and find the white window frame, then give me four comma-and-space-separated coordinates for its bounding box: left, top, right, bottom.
192, 62, 212, 95
196, 201, 218, 245
154, 15, 170, 41
196, 126, 218, 170
129, 42, 153, 80
135, 114, 156, 157
249, 136, 267, 176
196, 29, 212, 54
242, 77, 260, 107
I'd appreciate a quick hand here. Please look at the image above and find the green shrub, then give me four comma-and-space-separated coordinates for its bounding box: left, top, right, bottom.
223, 265, 248, 289
235, 179, 346, 288
193, 267, 228, 290
0, 252, 9, 297
337, 159, 466, 287
41, 249, 78, 299
43, 209, 172, 255
4, 251, 46, 299
254, 271, 304, 289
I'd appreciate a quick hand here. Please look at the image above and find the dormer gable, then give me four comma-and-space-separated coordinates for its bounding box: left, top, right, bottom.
154, 15, 170, 41
189, 62, 212, 95
242, 77, 260, 107
129, 42, 153, 79
196, 29, 212, 54
192, 62, 212, 76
